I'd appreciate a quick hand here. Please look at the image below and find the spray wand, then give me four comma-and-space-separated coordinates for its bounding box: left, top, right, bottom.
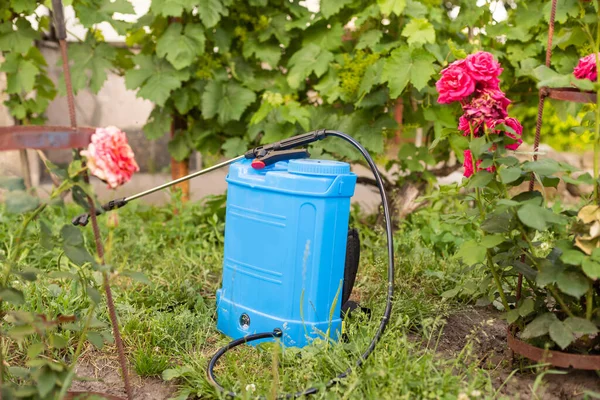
73, 130, 394, 400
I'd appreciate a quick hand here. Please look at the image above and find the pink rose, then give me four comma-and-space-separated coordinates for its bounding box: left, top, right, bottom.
465, 51, 503, 83
81, 126, 139, 189
463, 149, 475, 177
436, 62, 476, 104
573, 53, 599, 82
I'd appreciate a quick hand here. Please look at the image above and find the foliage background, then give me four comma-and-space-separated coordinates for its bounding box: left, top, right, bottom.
1, 0, 596, 166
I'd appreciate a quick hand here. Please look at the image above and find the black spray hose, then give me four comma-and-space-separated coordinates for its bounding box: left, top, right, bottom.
206, 130, 395, 398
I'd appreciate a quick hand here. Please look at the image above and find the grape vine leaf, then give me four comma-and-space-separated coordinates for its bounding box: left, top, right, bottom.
198, 0, 229, 28
377, 0, 406, 16
0, 19, 39, 54
201, 81, 257, 125
302, 23, 344, 51
0, 53, 38, 94
320, 0, 353, 18
143, 107, 173, 140
401, 18, 435, 47
59, 41, 116, 94
382, 47, 436, 97
156, 23, 205, 70
287, 44, 334, 89
243, 37, 282, 68
168, 132, 192, 161
73, 0, 135, 34
356, 30, 383, 50
125, 54, 190, 106
150, 0, 195, 17
222, 137, 249, 158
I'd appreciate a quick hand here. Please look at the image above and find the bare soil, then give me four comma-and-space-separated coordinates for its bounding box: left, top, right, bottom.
438, 307, 600, 399
70, 354, 176, 400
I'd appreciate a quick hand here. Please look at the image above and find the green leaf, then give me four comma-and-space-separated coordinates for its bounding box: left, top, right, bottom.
556, 271, 590, 298
480, 235, 505, 249
287, 44, 334, 89
561, 250, 585, 266
382, 46, 436, 97
5, 191, 40, 214
0, 176, 26, 191
61, 225, 84, 246
121, 271, 151, 285
356, 30, 383, 50
455, 240, 486, 266
49, 334, 68, 349
519, 298, 535, 317
522, 159, 562, 176
37, 370, 56, 398
125, 54, 190, 106
243, 37, 281, 68
198, 0, 228, 28
72, 0, 135, 33
517, 204, 549, 231
0, 19, 38, 53
150, 0, 194, 17
87, 286, 102, 305
582, 258, 600, 280
469, 136, 491, 159
467, 171, 494, 188
401, 18, 435, 47
533, 65, 594, 91
0, 288, 25, 305
320, 0, 352, 17
8, 324, 35, 339
143, 107, 172, 140
499, 167, 522, 184
221, 138, 247, 158
481, 212, 514, 233
87, 331, 105, 349
156, 23, 205, 70
564, 317, 598, 335
168, 133, 191, 162
59, 40, 116, 94
521, 313, 558, 339
358, 59, 384, 99
378, 0, 406, 16
0, 53, 39, 94
536, 260, 562, 287
201, 81, 256, 125
64, 245, 95, 267
549, 320, 575, 350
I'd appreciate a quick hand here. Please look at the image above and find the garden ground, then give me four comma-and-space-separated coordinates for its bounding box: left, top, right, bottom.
3, 197, 600, 399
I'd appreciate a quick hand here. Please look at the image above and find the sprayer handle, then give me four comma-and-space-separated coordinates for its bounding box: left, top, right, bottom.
72, 197, 128, 227
244, 130, 327, 159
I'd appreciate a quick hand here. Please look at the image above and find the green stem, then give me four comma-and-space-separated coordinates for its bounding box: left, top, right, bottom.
587, 287, 594, 320
487, 250, 510, 311
549, 286, 576, 318
0, 300, 3, 388
57, 305, 96, 399
595, 4, 600, 203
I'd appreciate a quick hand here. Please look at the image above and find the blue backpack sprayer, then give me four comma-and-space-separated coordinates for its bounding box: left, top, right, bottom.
73, 130, 394, 397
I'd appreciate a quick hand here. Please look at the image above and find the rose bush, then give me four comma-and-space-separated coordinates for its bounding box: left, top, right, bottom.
437, 50, 600, 353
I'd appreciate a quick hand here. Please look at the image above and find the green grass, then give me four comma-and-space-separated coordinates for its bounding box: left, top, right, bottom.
1, 195, 497, 399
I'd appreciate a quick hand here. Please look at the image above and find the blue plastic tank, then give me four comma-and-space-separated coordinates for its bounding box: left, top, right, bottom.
216, 157, 357, 347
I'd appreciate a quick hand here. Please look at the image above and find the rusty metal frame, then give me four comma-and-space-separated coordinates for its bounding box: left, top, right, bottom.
0, 126, 93, 151
508, 326, 600, 370
546, 88, 597, 104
